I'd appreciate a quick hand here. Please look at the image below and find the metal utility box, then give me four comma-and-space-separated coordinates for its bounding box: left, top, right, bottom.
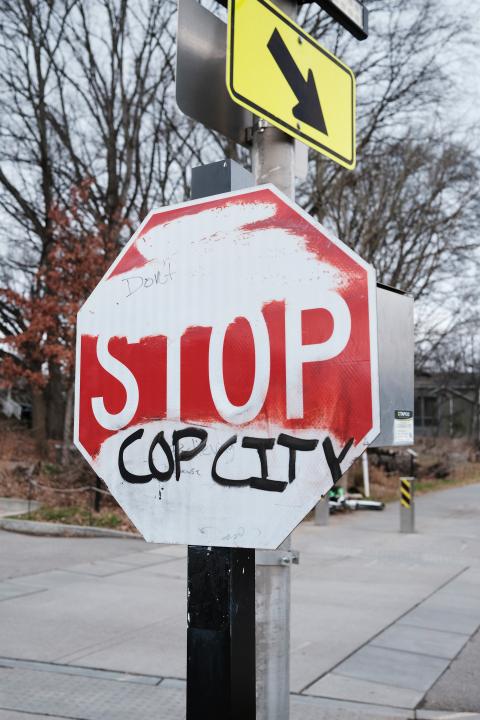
370, 285, 414, 448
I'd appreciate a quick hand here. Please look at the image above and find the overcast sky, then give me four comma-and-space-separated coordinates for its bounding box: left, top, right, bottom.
443, 0, 480, 132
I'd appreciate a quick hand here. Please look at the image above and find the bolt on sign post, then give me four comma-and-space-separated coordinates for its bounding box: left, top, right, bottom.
74, 185, 380, 549
227, 0, 356, 169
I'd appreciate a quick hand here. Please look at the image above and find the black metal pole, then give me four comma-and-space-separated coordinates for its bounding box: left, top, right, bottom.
186, 160, 256, 720
187, 547, 256, 719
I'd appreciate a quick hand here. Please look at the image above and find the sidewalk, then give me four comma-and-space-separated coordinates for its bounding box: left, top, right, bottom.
0, 497, 39, 518
0, 483, 479, 719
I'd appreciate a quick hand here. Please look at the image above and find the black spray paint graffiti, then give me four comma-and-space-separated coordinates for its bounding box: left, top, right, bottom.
211, 434, 318, 493
118, 426, 354, 492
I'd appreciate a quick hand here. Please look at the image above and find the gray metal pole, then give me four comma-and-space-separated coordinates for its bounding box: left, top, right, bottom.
314, 496, 329, 526
251, 0, 297, 199
400, 476, 415, 533
251, 4, 297, 719
255, 537, 297, 720
251, 121, 295, 198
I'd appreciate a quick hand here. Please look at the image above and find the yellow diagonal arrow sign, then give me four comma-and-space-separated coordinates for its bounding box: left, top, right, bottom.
226, 0, 356, 170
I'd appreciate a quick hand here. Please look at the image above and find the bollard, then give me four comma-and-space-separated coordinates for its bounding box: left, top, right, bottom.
362, 451, 370, 498
314, 496, 329, 526
399, 476, 415, 533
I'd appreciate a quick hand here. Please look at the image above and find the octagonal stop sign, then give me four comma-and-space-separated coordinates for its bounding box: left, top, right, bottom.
74, 186, 379, 549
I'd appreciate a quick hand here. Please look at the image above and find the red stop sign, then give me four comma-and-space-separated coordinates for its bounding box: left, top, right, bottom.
75, 186, 379, 548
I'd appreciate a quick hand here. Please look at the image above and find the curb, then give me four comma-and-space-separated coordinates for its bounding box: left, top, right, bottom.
0, 517, 142, 539
416, 712, 480, 719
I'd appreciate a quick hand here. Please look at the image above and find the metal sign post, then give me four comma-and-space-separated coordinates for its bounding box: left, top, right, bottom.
252, 5, 296, 717
187, 546, 256, 720
187, 160, 256, 720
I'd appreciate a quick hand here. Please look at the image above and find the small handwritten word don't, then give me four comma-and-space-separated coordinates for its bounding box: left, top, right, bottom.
122, 263, 175, 297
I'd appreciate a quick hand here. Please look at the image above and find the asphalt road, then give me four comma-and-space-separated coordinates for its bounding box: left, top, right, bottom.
422, 627, 480, 713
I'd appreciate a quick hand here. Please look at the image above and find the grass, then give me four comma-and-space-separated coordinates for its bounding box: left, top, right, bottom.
415, 465, 480, 496
370, 462, 480, 503
13, 505, 125, 529
42, 462, 61, 476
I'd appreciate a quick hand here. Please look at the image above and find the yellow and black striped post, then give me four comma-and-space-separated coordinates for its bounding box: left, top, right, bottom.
400, 476, 415, 533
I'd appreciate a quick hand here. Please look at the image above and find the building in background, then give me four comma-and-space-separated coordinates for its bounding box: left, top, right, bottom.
415, 373, 479, 441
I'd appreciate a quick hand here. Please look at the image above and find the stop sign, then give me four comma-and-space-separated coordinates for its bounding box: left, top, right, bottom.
74, 186, 379, 549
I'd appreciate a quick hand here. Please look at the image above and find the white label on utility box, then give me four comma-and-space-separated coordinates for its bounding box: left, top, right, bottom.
394, 410, 414, 444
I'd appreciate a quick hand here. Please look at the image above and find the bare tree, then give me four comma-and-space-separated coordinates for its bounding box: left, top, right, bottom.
416, 264, 480, 374
0, 1, 77, 451
307, 136, 478, 297
0, 0, 212, 451
296, 0, 479, 296
0, 0, 478, 455
47, 0, 201, 241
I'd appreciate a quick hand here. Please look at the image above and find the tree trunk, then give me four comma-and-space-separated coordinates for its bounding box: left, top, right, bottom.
32, 387, 48, 457
46, 362, 65, 440
62, 382, 74, 466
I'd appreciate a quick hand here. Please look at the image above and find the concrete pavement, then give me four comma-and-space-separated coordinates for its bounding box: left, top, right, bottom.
0, 498, 39, 518
0, 483, 479, 718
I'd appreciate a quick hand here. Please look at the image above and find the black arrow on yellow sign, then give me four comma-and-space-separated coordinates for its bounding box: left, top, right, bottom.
267, 28, 328, 135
